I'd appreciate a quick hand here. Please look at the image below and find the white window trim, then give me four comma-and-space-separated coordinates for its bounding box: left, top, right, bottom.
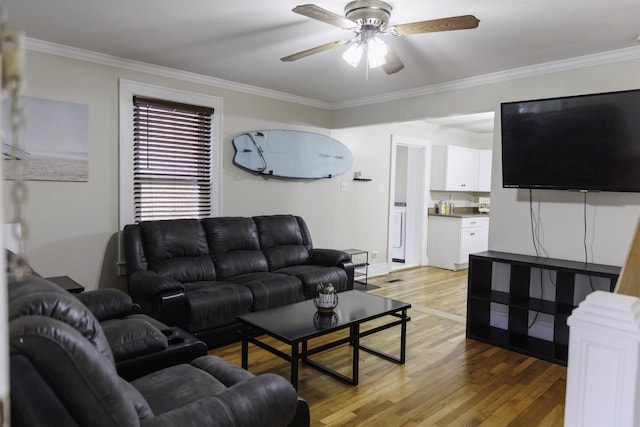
118, 79, 223, 229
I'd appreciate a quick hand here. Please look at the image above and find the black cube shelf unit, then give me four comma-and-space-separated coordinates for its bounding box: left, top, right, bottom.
466, 251, 621, 365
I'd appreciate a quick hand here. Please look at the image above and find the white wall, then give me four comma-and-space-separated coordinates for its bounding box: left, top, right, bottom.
2, 50, 332, 290
332, 57, 640, 267
5, 49, 462, 288
487, 64, 640, 266
4, 47, 639, 291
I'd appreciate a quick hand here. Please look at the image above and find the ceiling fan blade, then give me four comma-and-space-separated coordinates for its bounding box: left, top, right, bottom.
281, 40, 350, 62
293, 4, 358, 30
382, 46, 404, 75
391, 15, 480, 36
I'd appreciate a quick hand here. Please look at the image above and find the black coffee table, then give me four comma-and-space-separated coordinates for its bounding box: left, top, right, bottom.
238, 290, 411, 389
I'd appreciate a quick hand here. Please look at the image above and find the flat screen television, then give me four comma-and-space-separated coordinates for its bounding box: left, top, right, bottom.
501, 88, 640, 192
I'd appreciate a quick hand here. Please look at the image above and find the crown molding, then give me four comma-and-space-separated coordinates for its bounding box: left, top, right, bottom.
26, 38, 640, 112
330, 46, 640, 110
25, 38, 333, 110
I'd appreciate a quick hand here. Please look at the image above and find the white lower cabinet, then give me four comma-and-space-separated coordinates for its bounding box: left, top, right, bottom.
427, 216, 489, 270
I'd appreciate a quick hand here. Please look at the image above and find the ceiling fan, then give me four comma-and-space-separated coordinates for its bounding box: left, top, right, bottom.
281, 0, 479, 74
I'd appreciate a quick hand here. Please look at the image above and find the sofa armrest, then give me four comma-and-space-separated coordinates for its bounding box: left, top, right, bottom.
128, 270, 184, 301
307, 249, 355, 291
341, 260, 355, 291
127, 270, 188, 329
140, 374, 302, 427
188, 355, 310, 425
76, 289, 142, 321
307, 248, 351, 266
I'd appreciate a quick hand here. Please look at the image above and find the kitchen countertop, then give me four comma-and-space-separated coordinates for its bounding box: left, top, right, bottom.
427, 207, 490, 219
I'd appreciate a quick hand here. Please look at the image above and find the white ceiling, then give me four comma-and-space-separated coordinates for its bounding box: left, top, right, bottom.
425, 112, 496, 135
7, 0, 640, 114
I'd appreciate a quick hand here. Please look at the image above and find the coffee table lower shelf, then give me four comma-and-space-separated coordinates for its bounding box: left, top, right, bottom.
238, 291, 410, 390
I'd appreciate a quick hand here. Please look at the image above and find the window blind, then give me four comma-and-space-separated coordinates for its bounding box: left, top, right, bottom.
133, 96, 214, 222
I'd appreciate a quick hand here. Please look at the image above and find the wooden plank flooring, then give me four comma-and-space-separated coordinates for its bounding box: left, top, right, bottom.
211, 266, 566, 426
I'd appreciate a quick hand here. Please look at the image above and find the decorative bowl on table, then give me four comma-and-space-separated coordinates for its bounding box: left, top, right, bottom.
314, 283, 339, 315
313, 311, 339, 329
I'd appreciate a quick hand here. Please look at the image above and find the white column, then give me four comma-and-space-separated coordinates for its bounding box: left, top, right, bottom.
565, 290, 640, 427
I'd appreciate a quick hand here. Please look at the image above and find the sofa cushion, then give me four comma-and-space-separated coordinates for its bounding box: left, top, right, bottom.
119, 379, 154, 420
101, 318, 168, 362
228, 272, 304, 311
131, 362, 228, 415
184, 282, 253, 332
131, 356, 300, 427
202, 217, 269, 279
275, 265, 349, 299
139, 219, 216, 282
253, 215, 310, 270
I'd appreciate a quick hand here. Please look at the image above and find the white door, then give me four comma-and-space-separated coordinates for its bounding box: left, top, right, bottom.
389, 135, 430, 270
391, 205, 406, 261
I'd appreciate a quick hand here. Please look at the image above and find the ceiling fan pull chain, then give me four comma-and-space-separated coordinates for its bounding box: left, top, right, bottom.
365, 48, 370, 80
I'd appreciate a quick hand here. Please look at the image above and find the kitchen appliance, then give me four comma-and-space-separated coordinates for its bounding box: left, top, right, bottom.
478, 197, 490, 213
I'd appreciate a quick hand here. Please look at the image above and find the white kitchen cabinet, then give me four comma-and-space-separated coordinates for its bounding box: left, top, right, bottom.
430, 145, 479, 191
431, 145, 493, 192
477, 149, 492, 192
427, 215, 489, 270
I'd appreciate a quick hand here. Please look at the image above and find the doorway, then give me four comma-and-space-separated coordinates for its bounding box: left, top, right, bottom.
388, 135, 430, 271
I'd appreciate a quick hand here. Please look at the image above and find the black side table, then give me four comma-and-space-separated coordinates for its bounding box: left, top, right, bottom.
46, 276, 85, 294
343, 249, 369, 284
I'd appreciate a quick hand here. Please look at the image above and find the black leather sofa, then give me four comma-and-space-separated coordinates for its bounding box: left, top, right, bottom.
9, 270, 310, 427
123, 214, 354, 348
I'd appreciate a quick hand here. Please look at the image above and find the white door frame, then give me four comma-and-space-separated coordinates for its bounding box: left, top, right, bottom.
388, 135, 431, 269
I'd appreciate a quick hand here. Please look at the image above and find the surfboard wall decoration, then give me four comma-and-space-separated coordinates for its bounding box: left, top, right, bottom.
232, 130, 353, 179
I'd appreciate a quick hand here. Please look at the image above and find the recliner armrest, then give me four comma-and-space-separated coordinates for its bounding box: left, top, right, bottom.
101, 318, 168, 362
307, 248, 351, 266
76, 288, 142, 321
128, 270, 185, 301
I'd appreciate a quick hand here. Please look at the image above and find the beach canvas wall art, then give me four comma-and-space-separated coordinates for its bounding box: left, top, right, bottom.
3, 96, 88, 182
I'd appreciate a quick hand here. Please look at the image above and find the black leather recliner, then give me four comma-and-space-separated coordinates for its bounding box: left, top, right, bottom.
9, 272, 309, 427
123, 214, 354, 348
5, 249, 209, 381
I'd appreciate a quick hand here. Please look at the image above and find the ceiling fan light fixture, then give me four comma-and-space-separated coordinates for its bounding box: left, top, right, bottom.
366, 36, 387, 68
285, 1, 478, 75
342, 36, 388, 69
342, 42, 364, 67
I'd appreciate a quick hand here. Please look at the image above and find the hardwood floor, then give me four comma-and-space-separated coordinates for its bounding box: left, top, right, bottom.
211, 266, 567, 426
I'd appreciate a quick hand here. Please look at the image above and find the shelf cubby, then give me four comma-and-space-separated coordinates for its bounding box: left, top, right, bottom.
466, 251, 620, 365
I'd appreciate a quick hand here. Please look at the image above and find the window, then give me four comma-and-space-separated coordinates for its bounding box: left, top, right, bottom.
119, 80, 222, 227
133, 96, 214, 222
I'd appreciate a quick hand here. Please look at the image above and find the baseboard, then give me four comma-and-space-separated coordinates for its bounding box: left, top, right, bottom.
368, 263, 391, 278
